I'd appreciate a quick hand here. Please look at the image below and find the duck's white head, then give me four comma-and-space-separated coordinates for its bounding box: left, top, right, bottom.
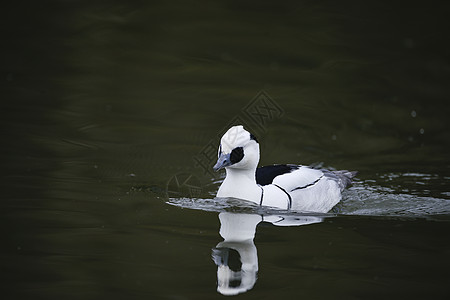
213, 125, 260, 172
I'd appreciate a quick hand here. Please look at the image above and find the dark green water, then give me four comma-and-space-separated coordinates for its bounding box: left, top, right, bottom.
1, 1, 450, 299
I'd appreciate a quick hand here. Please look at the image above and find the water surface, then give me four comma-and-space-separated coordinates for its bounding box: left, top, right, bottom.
1, 1, 450, 299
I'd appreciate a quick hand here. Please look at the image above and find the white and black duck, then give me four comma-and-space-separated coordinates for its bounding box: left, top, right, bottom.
213, 125, 356, 213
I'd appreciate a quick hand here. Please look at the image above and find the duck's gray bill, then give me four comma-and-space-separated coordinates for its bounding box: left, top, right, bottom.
213, 153, 231, 171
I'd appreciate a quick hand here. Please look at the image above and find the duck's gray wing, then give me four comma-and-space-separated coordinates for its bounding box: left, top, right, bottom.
322, 169, 357, 190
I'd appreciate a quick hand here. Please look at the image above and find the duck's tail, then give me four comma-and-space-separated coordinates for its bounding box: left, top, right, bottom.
323, 169, 357, 191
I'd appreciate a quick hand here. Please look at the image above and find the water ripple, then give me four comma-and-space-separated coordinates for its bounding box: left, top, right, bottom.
167, 171, 450, 220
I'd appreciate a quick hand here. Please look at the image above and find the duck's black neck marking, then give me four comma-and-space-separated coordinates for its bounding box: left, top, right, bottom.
230, 147, 244, 164
259, 186, 264, 206
273, 184, 292, 210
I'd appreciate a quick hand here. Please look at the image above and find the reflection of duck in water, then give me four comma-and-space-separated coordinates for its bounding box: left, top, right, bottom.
212, 213, 260, 296
212, 212, 323, 295
214, 125, 356, 212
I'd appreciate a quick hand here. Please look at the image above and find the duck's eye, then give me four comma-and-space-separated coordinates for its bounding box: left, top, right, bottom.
230, 147, 244, 164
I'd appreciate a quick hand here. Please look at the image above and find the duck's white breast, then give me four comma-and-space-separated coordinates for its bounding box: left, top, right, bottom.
261, 185, 290, 209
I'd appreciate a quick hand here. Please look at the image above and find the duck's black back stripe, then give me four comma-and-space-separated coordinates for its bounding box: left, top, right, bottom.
273, 184, 292, 210
250, 133, 258, 143
256, 164, 299, 186
259, 186, 264, 206
291, 175, 324, 192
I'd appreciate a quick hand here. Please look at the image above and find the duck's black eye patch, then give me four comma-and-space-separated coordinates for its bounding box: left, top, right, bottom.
250, 133, 258, 143
230, 147, 244, 164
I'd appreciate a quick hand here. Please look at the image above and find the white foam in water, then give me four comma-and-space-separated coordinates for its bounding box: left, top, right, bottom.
335, 172, 450, 218
341, 185, 450, 216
